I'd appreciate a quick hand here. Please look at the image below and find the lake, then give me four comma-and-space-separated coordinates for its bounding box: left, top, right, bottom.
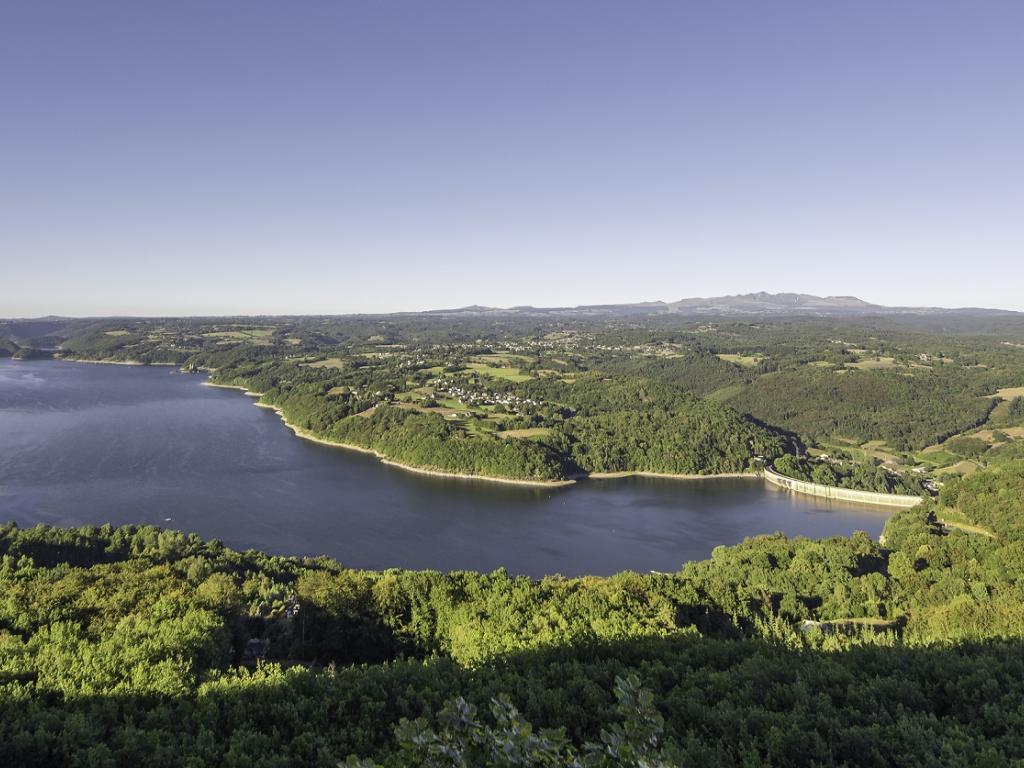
0, 359, 892, 576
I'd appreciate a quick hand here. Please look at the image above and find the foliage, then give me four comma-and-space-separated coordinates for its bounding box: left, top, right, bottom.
3, 462, 1024, 764
772, 454, 924, 495
726, 367, 994, 451
992, 396, 1024, 427
346, 675, 682, 768
330, 406, 566, 481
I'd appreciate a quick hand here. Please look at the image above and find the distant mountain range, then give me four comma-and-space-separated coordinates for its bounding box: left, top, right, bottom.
420, 292, 1021, 318
4, 294, 1021, 324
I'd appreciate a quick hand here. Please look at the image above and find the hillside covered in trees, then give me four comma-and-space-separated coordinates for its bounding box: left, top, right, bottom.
723, 366, 995, 452
216, 361, 788, 482
2, 462, 1024, 765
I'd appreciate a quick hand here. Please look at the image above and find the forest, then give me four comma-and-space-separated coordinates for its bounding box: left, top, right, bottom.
723, 366, 995, 452
772, 454, 926, 495
2, 461, 1024, 765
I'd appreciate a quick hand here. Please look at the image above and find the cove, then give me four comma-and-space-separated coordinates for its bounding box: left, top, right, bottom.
0, 359, 892, 577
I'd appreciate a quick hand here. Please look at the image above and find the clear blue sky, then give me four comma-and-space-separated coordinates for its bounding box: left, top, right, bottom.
3, 1, 1022, 316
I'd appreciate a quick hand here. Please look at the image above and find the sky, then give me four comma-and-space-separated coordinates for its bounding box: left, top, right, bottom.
2, 1, 1022, 316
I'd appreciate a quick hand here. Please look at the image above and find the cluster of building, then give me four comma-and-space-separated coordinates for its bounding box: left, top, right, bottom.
591, 341, 683, 357
505, 337, 582, 353
433, 379, 538, 412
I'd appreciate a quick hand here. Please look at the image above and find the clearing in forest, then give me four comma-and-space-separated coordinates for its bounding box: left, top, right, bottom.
463, 363, 533, 382
498, 428, 552, 439
989, 386, 1024, 400
716, 353, 763, 367
847, 357, 899, 369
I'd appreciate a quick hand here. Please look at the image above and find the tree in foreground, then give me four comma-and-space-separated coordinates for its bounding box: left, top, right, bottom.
345, 675, 682, 768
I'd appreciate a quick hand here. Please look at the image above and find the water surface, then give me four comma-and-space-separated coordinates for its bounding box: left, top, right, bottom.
0, 359, 891, 576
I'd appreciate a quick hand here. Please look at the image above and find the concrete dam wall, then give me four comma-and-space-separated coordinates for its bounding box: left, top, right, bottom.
762, 466, 924, 509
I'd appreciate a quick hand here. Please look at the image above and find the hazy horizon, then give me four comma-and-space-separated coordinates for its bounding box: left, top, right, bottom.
4, 1, 1023, 316
5, 289, 1024, 320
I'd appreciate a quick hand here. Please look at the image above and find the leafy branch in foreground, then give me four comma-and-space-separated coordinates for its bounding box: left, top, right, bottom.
344, 675, 682, 768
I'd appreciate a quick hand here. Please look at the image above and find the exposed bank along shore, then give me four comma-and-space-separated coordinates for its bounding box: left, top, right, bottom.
202, 381, 766, 488
60, 357, 178, 366
201, 382, 576, 487
588, 470, 757, 481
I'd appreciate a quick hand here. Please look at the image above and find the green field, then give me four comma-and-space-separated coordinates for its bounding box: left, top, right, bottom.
463, 362, 534, 382
498, 427, 552, 439
847, 356, 899, 369
202, 328, 273, 339
716, 353, 763, 367
705, 382, 747, 403
307, 358, 345, 369
474, 352, 532, 365
815, 437, 903, 466
990, 386, 1024, 400
201, 328, 274, 345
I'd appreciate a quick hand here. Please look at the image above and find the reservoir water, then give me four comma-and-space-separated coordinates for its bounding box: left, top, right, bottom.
0, 359, 892, 576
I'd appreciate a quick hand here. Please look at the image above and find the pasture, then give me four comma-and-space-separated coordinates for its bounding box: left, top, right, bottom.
846, 356, 899, 370
498, 427, 552, 439
990, 386, 1024, 400
307, 358, 345, 369
716, 353, 763, 367
464, 363, 533, 382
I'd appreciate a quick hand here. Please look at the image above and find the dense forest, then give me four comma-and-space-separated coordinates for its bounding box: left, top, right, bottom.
517, 377, 787, 474
331, 406, 567, 480
724, 367, 995, 452
2, 461, 1024, 765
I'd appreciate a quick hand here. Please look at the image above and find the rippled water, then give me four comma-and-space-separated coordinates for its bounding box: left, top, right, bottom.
0, 359, 891, 576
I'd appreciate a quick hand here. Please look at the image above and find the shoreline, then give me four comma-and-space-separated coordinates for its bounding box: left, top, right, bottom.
203, 381, 759, 488
587, 470, 758, 481
202, 381, 577, 487
200, 382, 915, 504
60, 357, 179, 367
45, 364, 919, 504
